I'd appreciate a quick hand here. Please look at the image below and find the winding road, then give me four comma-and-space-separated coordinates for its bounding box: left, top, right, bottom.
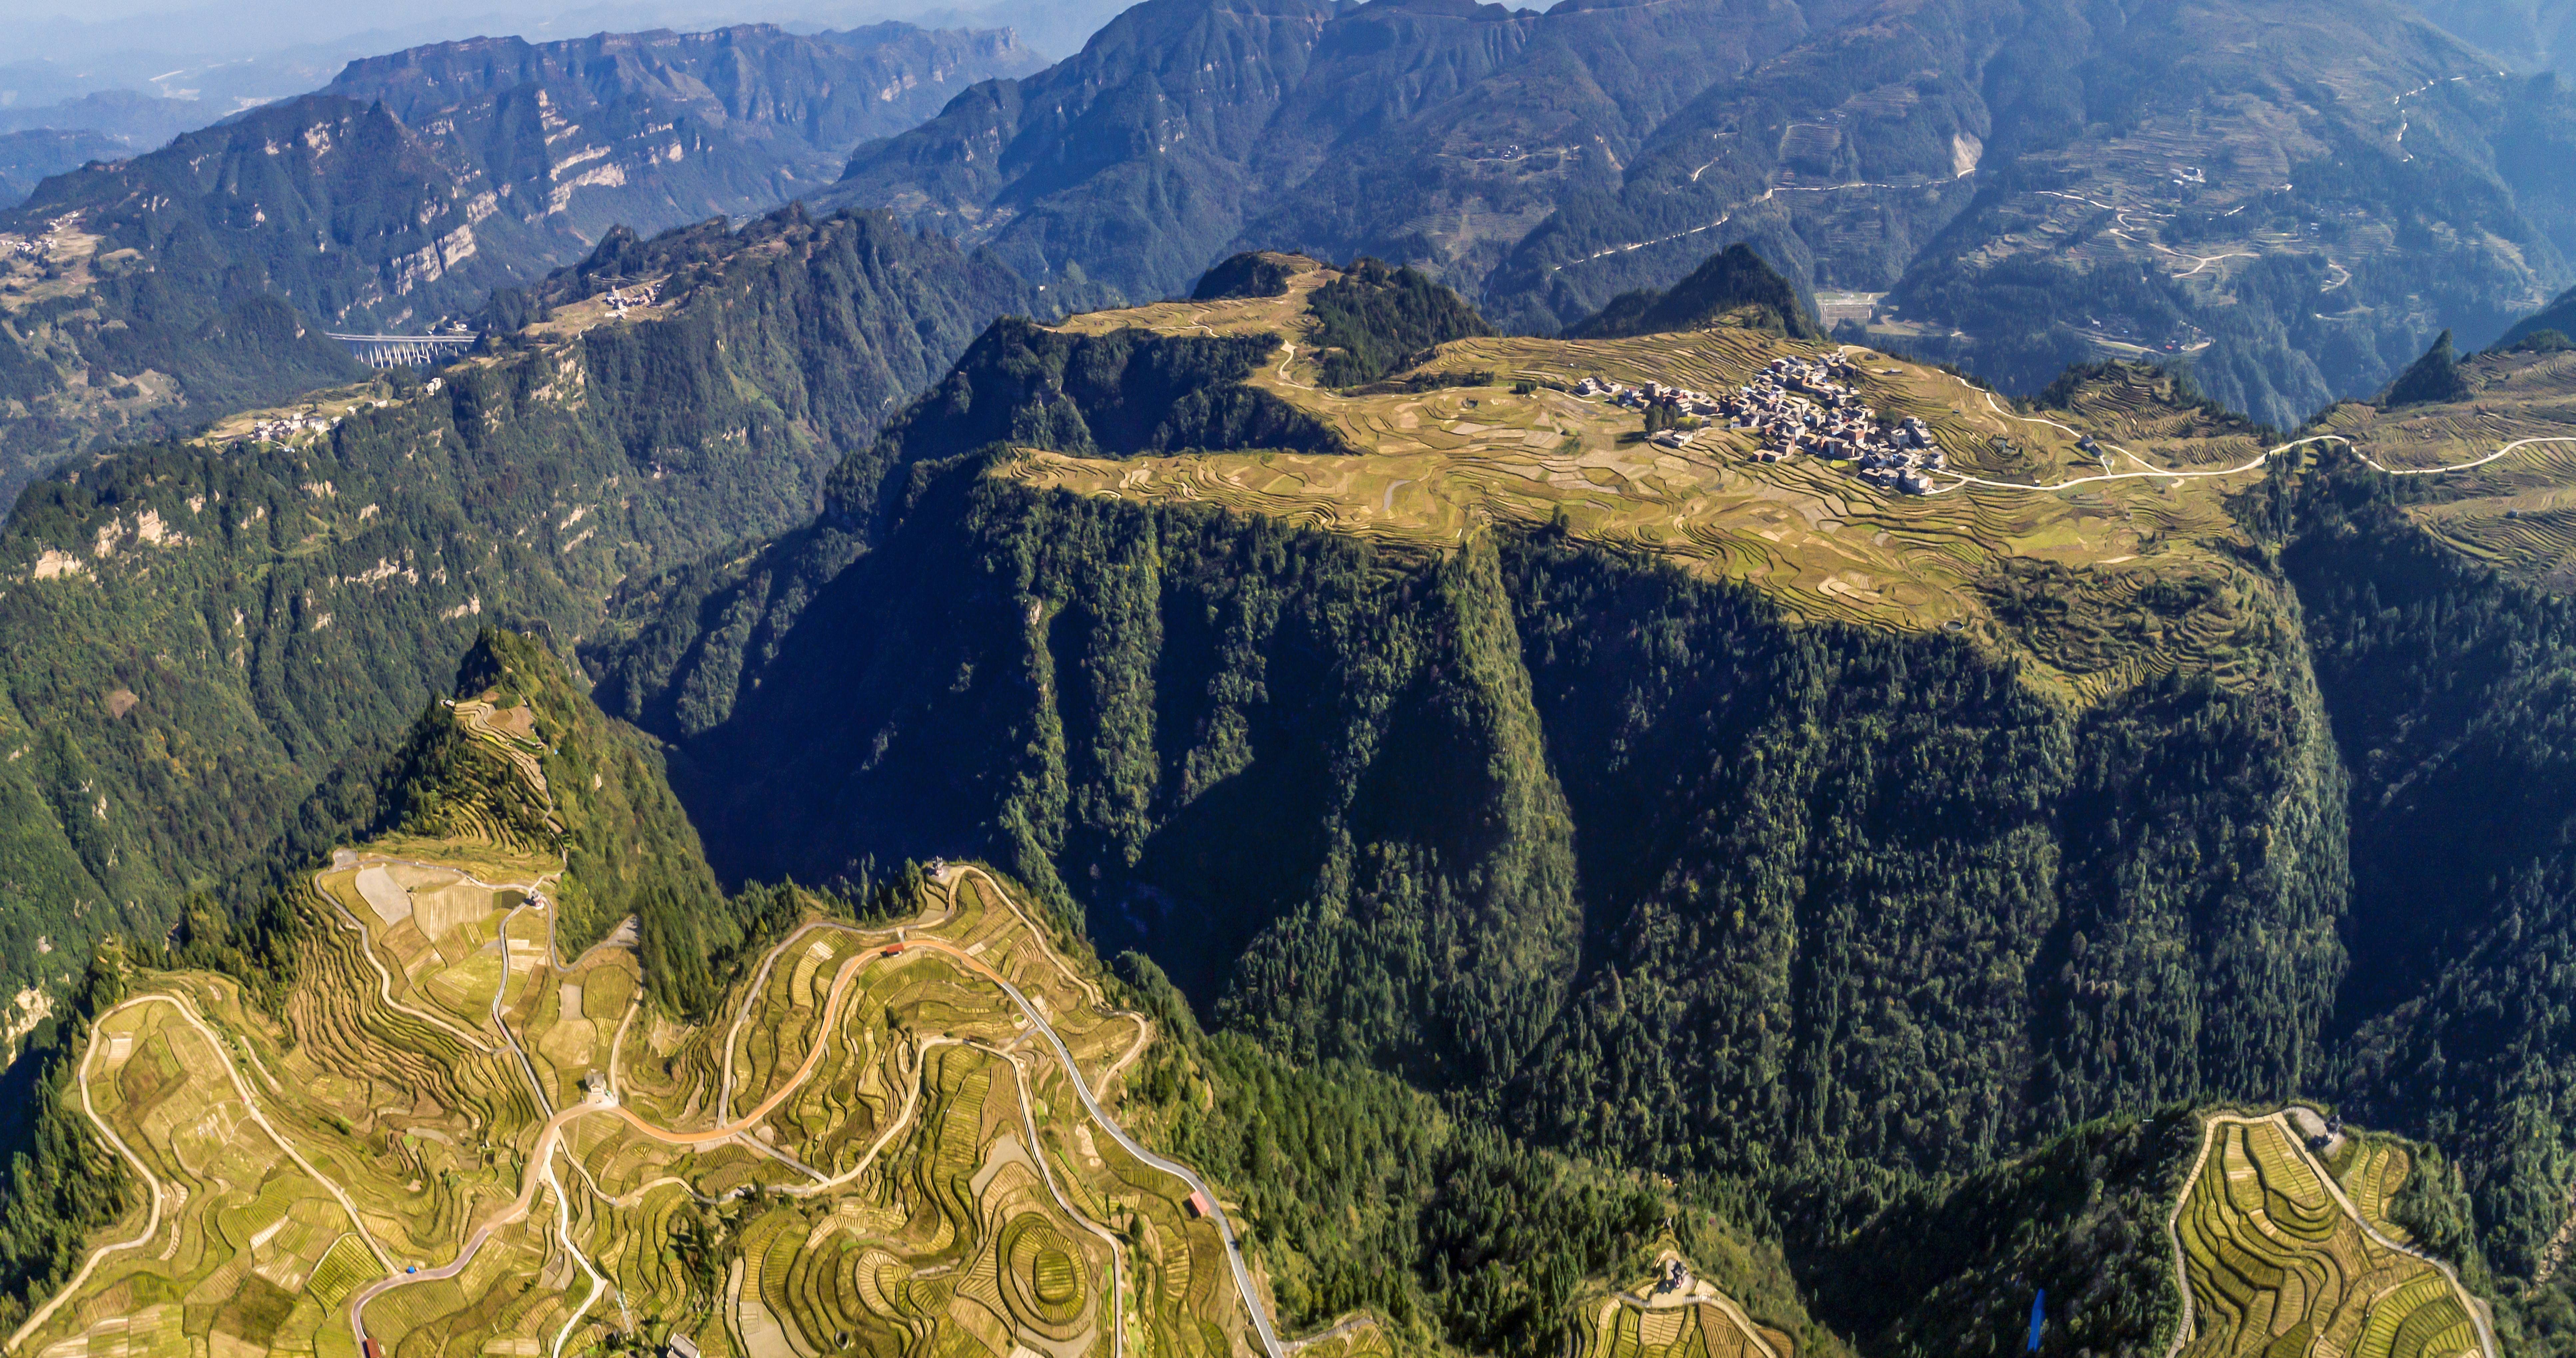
2156, 1108, 2498, 1358
25, 849, 1288, 1358
7, 993, 400, 1354
344, 867, 1283, 1358
1917, 371, 2576, 496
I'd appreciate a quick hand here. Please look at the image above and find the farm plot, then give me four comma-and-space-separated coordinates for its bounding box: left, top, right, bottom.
14, 775, 1267, 1358
1005, 267, 2282, 701
2171, 1113, 2485, 1358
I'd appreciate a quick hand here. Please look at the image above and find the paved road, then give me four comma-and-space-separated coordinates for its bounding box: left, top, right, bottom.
1924, 372, 2576, 496
42, 867, 1278, 1358
10, 993, 397, 1354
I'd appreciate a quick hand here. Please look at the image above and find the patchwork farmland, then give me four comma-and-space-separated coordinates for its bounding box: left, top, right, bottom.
1014, 262, 2287, 703
2167, 1111, 2490, 1358
5, 690, 1283, 1358
1012, 259, 2576, 705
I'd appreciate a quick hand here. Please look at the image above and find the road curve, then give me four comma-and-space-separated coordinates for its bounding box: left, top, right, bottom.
342, 869, 1279, 1358
2156, 1108, 2498, 1358
9, 992, 400, 1354
911, 868, 1286, 1358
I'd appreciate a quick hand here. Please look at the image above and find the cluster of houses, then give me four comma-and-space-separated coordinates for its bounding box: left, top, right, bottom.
1572, 355, 1951, 495
602, 280, 660, 316
3, 216, 80, 266
245, 377, 449, 442
248, 412, 344, 442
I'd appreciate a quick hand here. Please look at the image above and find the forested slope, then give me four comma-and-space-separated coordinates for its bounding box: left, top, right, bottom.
569, 258, 2576, 1353
0, 205, 1025, 1028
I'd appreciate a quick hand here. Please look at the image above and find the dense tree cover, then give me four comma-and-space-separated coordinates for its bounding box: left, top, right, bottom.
596, 454, 2344, 1189
1807, 1111, 2196, 1356
1303, 260, 1495, 388
1564, 245, 1823, 342
1115, 951, 1849, 1358
2257, 458, 2576, 1289
2381, 329, 2473, 406
587, 447, 2359, 1350
1191, 253, 1297, 301
0, 946, 136, 1337
0, 206, 1019, 1020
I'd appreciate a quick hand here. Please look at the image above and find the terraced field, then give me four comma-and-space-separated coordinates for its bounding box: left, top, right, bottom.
1007, 260, 2283, 701
1563, 1253, 1792, 1358
7, 697, 1286, 1358
2167, 1111, 2491, 1358
2316, 350, 2576, 591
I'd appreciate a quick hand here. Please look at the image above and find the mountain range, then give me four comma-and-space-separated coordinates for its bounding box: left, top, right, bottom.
822, 0, 2576, 431
0, 20, 1039, 503
0, 205, 1022, 1042
14, 1, 2576, 1355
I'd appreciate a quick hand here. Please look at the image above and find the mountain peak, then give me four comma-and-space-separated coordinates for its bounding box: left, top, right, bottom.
1563, 243, 1823, 341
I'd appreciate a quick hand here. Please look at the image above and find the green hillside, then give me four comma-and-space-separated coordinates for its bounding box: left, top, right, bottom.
0, 637, 1840, 1358
0, 204, 1025, 1032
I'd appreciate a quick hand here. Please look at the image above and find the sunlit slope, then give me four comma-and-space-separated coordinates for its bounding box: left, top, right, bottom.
2170, 1112, 2491, 1358
2313, 348, 2576, 590
1567, 1251, 1795, 1358
7, 682, 1279, 1358
1006, 258, 2284, 699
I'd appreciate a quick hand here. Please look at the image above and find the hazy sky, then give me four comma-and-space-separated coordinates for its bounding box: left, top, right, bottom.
0, 0, 1115, 110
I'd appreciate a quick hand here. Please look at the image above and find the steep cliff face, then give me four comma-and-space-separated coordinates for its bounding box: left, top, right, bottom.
2271, 463, 2576, 1284
593, 463, 2350, 1189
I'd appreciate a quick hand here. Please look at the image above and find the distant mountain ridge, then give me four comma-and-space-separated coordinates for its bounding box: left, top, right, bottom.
0, 20, 1041, 502
0, 203, 1027, 1020
824, 0, 2576, 431
322, 23, 1043, 193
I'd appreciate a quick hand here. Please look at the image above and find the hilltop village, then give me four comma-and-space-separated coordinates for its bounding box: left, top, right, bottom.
1575, 354, 1950, 494
602, 279, 661, 316
241, 379, 441, 444
1, 215, 75, 264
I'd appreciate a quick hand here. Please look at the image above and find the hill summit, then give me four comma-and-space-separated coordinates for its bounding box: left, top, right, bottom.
1564, 245, 1822, 342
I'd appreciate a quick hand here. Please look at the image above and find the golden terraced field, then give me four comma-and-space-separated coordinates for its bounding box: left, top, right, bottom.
2317, 349, 2576, 590
1011, 260, 2286, 701
2170, 1112, 2490, 1358
7, 696, 1285, 1358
